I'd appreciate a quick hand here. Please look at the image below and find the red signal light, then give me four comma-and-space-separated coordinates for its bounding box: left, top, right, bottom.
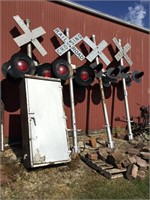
80, 71, 89, 81
57, 65, 68, 75
37, 63, 53, 78
42, 70, 52, 78
74, 66, 95, 87
1, 52, 36, 79
17, 60, 29, 72
52, 59, 73, 80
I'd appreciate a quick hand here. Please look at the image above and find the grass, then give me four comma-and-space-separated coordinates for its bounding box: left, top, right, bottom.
1, 147, 150, 200
72, 171, 150, 199
1, 166, 149, 199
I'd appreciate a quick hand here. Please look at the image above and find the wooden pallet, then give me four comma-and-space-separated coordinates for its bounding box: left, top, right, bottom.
80, 155, 127, 179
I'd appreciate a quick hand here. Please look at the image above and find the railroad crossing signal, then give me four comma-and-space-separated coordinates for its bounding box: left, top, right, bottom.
131, 70, 144, 83
113, 37, 133, 66
74, 65, 95, 87
37, 63, 53, 78
83, 36, 111, 66
125, 70, 144, 86
53, 28, 85, 61
52, 59, 73, 80
13, 15, 47, 56
2, 52, 36, 79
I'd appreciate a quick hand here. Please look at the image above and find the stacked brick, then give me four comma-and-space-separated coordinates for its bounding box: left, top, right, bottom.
85, 137, 149, 180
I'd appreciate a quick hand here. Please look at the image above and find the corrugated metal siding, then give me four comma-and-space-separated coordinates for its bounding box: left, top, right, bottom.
1, 1, 149, 142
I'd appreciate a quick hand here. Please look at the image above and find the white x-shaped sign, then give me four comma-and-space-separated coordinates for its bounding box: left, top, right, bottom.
53, 28, 85, 61
83, 36, 110, 66
13, 15, 47, 56
113, 37, 133, 66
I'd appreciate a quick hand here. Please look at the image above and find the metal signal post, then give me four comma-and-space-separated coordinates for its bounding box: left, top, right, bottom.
65, 28, 78, 154
92, 35, 114, 149
119, 39, 133, 141
25, 19, 32, 58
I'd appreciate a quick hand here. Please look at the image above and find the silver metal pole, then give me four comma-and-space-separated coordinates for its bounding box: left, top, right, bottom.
25, 19, 32, 58
119, 40, 133, 141
65, 28, 78, 153
0, 101, 4, 151
92, 35, 114, 149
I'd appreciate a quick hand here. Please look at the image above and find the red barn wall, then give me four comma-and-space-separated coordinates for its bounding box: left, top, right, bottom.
1, 0, 149, 144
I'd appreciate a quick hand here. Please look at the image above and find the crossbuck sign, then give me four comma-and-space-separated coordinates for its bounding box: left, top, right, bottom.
53, 28, 85, 61
13, 15, 47, 56
113, 37, 133, 66
83, 36, 111, 66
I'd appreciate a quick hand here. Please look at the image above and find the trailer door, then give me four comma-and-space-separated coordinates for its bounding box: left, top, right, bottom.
20, 75, 71, 168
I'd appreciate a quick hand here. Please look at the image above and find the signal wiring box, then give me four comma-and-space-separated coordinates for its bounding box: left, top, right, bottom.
20, 75, 71, 168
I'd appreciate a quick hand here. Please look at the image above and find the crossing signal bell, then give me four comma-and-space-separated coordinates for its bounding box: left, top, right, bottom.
2, 52, 36, 79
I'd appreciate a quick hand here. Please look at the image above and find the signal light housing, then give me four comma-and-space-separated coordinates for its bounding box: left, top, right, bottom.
52, 59, 73, 80
117, 65, 130, 79
2, 52, 36, 79
102, 75, 111, 87
125, 75, 132, 86
2, 62, 13, 78
74, 65, 95, 87
10, 52, 36, 78
105, 67, 120, 83
131, 70, 144, 83
37, 63, 53, 78
125, 70, 144, 86
94, 63, 103, 78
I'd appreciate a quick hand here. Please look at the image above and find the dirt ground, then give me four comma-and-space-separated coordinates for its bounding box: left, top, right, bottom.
0, 133, 149, 199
